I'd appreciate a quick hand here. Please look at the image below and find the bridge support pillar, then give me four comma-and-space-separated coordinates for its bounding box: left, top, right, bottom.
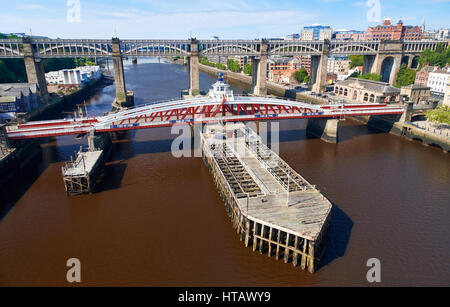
111, 38, 129, 108
251, 40, 268, 96
306, 118, 339, 143
389, 55, 402, 85
22, 38, 49, 102
400, 102, 414, 123
189, 39, 200, 96
370, 53, 383, 76
311, 40, 329, 94
363, 55, 376, 75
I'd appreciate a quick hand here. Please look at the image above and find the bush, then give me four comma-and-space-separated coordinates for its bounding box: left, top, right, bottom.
358, 73, 382, 81
426, 106, 450, 125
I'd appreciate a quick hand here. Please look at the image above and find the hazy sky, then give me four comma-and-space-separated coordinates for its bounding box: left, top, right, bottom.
1, 0, 449, 39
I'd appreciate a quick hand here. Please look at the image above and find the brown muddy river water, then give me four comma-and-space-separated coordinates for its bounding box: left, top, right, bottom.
0, 61, 449, 286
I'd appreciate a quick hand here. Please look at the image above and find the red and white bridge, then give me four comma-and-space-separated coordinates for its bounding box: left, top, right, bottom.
6, 96, 404, 140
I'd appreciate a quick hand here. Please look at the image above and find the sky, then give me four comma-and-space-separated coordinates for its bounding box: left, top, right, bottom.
1, 0, 449, 39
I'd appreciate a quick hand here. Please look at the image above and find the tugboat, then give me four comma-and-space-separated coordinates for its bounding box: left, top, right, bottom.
208, 72, 235, 102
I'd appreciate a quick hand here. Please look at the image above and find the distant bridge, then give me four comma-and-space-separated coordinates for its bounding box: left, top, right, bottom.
0, 37, 447, 107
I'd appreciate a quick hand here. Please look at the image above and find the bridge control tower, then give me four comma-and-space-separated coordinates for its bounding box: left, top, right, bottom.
208, 73, 235, 102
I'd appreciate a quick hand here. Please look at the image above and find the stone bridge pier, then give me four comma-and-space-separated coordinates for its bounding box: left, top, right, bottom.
311, 40, 329, 94
22, 37, 49, 102
111, 38, 130, 108
188, 39, 200, 96
251, 40, 268, 96
306, 118, 339, 143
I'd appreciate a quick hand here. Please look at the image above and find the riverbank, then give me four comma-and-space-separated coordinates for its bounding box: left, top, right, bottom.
352, 115, 450, 153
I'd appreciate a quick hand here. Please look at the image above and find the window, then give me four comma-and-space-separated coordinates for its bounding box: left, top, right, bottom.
364, 93, 369, 101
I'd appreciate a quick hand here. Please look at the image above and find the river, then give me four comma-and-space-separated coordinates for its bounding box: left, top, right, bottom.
0, 59, 449, 286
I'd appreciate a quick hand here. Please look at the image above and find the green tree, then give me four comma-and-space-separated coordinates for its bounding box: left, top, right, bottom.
227, 59, 241, 72
293, 67, 309, 83
358, 73, 382, 81
425, 106, 450, 125
418, 43, 450, 68
244, 63, 252, 76
347, 71, 360, 79
394, 64, 416, 88
349, 55, 364, 68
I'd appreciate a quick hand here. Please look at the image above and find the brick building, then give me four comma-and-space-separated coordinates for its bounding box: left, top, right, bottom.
365, 18, 423, 41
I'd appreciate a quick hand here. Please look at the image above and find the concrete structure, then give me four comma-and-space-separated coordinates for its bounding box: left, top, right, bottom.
22, 37, 48, 102
334, 78, 401, 103
444, 82, 450, 107
189, 39, 200, 96
427, 66, 450, 96
311, 41, 329, 93
400, 84, 431, 105
201, 122, 332, 273
251, 40, 268, 96
365, 18, 423, 41
111, 38, 127, 106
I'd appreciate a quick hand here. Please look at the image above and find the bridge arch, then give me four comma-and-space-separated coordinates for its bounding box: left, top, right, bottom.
38, 44, 111, 57
269, 44, 321, 55
411, 56, 420, 69
401, 56, 410, 66
380, 56, 394, 83
123, 44, 189, 56
0, 45, 21, 57
330, 43, 378, 55
200, 44, 259, 56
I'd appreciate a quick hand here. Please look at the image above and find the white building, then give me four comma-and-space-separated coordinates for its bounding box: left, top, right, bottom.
327, 56, 350, 75
337, 67, 361, 81
427, 66, 450, 96
45, 66, 102, 86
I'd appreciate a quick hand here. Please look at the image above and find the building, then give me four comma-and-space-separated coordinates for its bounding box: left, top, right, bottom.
0, 83, 38, 114
267, 57, 302, 84
415, 64, 438, 87
443, 82, 450, 107
230, 56, 252, 71
285, 33, 300, 40
336, 67, 361, 81
424, 28, 450, 40
294, 56, 311, 74
400, 84, 431, 104
427, 66, 450, 96
301, 25, 333, 41
45, 66, 102, 88
334, 78, 401, 103
333, 30, 366, 41
365, 18, 423, 41
327, 56, 351, 75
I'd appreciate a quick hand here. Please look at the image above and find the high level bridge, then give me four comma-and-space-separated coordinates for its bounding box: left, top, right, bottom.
0, 37, 447, 105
